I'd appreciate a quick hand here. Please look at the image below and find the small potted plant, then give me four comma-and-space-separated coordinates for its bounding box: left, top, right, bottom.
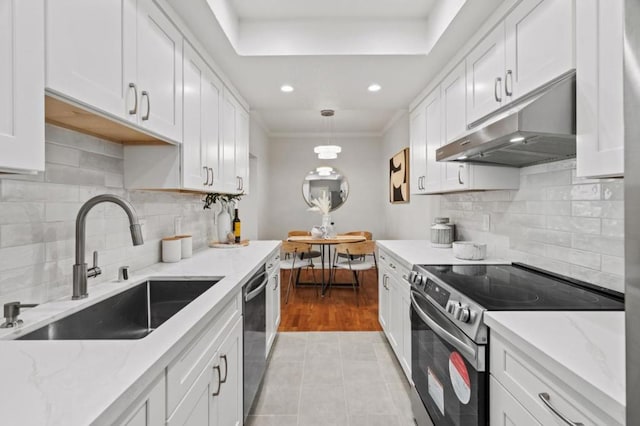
203, 192, 244, 242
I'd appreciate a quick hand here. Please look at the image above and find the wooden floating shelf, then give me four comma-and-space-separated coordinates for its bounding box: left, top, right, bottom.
45, 95, 173, 145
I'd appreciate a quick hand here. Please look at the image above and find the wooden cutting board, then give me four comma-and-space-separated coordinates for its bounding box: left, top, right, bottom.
209, 240, 250, 248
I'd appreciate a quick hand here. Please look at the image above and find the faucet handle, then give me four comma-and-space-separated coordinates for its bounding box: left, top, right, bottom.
87, 250, 102, 278
1, 301, 38, 328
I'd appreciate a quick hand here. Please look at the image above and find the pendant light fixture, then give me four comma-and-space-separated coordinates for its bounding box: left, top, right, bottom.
313, 109, 342, 159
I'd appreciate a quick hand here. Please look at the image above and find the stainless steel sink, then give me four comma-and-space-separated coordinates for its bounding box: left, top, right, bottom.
18, 278, 222, 340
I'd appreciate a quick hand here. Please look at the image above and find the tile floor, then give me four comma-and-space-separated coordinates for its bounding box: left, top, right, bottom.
246, 331, 415, 426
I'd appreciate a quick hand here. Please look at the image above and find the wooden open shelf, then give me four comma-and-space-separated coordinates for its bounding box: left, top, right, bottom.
45, 95, 172, 145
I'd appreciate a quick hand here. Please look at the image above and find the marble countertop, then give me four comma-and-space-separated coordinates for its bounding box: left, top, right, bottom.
485, 311, 625, 425
376, 240, 508, 267
0, 240, 280, 426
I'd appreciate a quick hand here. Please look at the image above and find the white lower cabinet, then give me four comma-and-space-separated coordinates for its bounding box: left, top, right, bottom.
490, 332, 620, 426
490, 377, 540, 426
266, 252, 281, 355
378, 248, 411, 381
119, 375, 166, 426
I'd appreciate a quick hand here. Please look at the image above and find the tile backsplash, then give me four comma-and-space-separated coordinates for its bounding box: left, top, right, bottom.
440, 159, 625, 292
0, 125, 215, 306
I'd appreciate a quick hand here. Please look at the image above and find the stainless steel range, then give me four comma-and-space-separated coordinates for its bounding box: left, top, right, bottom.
406, 263, 624, 426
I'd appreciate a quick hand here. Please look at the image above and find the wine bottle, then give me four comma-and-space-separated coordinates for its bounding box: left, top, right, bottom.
233, 208, 241, 243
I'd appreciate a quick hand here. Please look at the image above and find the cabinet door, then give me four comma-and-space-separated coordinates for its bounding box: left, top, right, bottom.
183, 43, 221, 191
266, 271, 281, 354
137, 0, 183, 142
409, 106, 427, 194
490, 377, 541, 426
235, 106, 250, 194
576, 0, 624, 178
120, 376, 166, 426
423, 88, 442, 194
401, 292, 412, 380
466, 24, 506, 124
216, 319, 243, 426
45, 0, 136, 120
221, 90, 239, 192
378, 271, 390, 332
388, 276, 402, 353
167, 363, 217, 426
504, 0, 574, 103
0, 0, 44, 173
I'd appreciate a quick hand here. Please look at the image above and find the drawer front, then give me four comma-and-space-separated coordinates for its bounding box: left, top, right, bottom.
490, 376, 541, 426
378, 248, 410, 281
265, 251, 280, 276
490, 333, 616, 426
167, 292, 240, 415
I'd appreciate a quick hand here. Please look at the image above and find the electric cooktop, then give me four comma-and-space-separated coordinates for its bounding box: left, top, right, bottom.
416, 263, 624, 311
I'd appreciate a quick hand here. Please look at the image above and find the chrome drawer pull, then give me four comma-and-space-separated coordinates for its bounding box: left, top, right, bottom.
538, 393, 584, 426
128, 83, 138, 115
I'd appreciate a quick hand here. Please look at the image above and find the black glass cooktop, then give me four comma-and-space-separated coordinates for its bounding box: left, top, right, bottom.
417, 263, 624, 311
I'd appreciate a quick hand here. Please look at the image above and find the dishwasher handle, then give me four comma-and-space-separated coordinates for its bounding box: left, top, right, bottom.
245, 271, 269, 302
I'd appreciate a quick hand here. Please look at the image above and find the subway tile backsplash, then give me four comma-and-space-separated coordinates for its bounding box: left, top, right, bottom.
0, 125, 214, 306
440, 159, 625, 292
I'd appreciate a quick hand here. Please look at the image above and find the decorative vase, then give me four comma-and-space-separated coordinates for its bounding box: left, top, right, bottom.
321, 214, 335, 239
217, 208, 231, 242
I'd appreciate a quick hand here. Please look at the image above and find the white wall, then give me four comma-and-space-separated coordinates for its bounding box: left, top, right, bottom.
381, 112, 441, 240
242, 116, 270, 239
265, 135, 385, 240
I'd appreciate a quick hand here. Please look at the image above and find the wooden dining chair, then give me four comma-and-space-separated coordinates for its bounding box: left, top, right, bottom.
281, 241, 318, 303
332, 240, 377, 305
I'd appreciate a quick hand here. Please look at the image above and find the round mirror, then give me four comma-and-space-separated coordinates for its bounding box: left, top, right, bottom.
302, 167, 349, 212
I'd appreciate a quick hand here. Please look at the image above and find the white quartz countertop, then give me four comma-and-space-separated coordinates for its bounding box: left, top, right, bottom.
0, 240, 280, 426
485, 311, 625, 424
376, 240, 508, 266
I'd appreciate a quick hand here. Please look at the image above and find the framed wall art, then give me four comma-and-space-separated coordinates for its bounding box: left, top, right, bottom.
389, 148, 409, 203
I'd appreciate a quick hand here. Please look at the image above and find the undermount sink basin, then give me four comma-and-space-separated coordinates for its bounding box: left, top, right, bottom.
18, 278, 222, 340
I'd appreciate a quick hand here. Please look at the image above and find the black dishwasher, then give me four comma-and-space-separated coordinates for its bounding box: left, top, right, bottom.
243, 265, 268, 420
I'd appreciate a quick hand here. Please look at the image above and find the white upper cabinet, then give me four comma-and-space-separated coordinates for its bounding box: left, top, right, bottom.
221, 89, 250, 194
504, 0, 574, 103
466, 24, 506, 124
183, 42, 221, 191
409, 103, 427, 194
136, 0, 183, 142
467, 0, 574, 125
423, 89, 442, 194
45, 0, 136, 119
576, 0, 624, 178
440, 62, 469, 191
45, 0, 183, 144
0, 0, 44, 174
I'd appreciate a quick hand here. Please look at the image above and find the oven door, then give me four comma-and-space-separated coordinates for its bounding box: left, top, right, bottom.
410, 289, 487, 426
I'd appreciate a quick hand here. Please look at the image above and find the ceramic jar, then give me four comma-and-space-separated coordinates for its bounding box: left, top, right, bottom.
431, 217, 454, 248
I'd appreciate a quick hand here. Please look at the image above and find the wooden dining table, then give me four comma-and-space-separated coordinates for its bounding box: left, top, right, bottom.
286, 235, 366, 296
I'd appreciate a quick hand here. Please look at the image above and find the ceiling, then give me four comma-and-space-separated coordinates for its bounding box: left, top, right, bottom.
166, 0, 504, 135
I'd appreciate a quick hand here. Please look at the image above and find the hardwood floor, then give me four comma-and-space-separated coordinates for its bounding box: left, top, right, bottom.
278, 268, 382, 332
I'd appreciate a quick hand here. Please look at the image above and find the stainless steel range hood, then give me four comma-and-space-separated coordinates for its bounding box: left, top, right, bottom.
436, 71, 576, 167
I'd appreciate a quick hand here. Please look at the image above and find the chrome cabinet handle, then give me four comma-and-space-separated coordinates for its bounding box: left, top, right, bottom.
212, 365, 222, 396
203, 166, 209, 186
208, 168, 214, 186
220, 354, 228, 383
458, 165, 464, 185
239, 177, 244, 191
128, 83, 138, 115
494, 77, 502, 102
141, 91, 150, 121
505, 70, 513, 96
538, 393, 584, 426
273, 276, 279, 290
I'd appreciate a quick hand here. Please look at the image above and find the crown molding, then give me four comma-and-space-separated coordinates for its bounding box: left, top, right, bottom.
268, 131, 383, 139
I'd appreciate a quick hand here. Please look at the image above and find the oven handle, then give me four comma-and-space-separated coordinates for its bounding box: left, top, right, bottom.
410, 290, 477, 361
245, 271, 269, 302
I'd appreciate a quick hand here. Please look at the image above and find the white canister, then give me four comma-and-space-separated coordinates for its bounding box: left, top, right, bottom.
162, 237, 182, 263
177, 235, 193, 258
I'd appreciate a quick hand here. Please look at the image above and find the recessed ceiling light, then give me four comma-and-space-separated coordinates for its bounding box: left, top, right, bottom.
510, 136, 525, 143
280, 84, 294, 93
368, 83, 382, 92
